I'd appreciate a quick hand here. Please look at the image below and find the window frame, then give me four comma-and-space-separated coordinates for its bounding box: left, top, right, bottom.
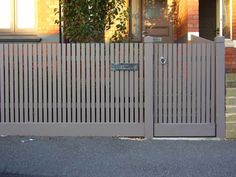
0, 0, 37, 34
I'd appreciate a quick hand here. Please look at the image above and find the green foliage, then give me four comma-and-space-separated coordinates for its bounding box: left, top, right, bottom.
55, 0, 129, 43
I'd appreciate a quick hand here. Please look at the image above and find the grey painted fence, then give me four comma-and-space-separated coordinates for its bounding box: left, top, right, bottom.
0, 37, 225, 138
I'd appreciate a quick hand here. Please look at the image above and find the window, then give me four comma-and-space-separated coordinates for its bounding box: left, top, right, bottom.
217, 0, 232, 39
0, 0, 36, 33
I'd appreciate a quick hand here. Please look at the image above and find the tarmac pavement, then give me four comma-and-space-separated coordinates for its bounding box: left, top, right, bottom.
0, 136, 236, 177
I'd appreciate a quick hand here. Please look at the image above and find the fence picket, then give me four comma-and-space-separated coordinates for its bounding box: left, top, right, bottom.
177, 44, 182, 123
196, 44, 201, 123
76, 44, 81, 122
182, 44, 187, 123
72, 44, 76, 122
105, 44, 110, 122
38, 44, 43, 123
167, 44, 173, 123
0, 45, 4, 122
4, 44, 9, 123
86, 43, 91, 122
52, 44, 57, 123
140, 43, 144, 123
115, 43, 119, 122
187, 44, 192, 123
125, 43, 129, 122
57, 44, 62, 123
134, 44, 139, 123
96, 44, 100, 123
110, 44, 115, 123
163, 44, 168, 123
91, 44, 95, 122
47, 44, 52, 123
206, 44, 211, 123
129, 44, 134, 122
192, 44, 197, 123
101, 44, 105, 123
9, 45, 14, 122
211, 44, 215, 123
19, 44, 23, 123
201, 44, 206, 123
172, 44, 177, 123
120, 44, 124, 123
158, 44, 163, 123
67, 44, 71, 122
42, 44, 47, 122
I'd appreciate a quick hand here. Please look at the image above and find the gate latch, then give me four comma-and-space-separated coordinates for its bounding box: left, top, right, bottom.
160, 57, 167, 65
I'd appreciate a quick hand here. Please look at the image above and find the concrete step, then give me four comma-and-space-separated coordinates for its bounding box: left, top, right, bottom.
226, 113, 236, 122
226, 107, 236, 114
226, 97, 236, 105
226, 88, 236, 97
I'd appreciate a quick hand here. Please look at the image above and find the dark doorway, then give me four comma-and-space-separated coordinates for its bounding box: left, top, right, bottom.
199, 0, 216, 40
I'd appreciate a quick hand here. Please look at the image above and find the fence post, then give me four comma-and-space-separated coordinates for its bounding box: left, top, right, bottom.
215, 36, 225, 138
144, 36, 154, 138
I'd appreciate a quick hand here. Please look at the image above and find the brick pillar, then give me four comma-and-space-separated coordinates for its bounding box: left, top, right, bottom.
176, 0, 199, 42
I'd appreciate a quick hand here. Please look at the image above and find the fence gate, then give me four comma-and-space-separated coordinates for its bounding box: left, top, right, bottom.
151, 38, 225, 137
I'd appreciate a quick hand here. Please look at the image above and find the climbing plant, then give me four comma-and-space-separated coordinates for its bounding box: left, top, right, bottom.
55, 0, 129, 42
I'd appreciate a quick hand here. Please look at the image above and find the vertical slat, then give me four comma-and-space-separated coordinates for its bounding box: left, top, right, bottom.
67, 44, 71, 122
28, 44, 33, 123
19, 44, 23, 123
82, 44, 86, 122
163, 44, 168, 123
196, 44, 201, 123
76, 44, 81, 122
47, 44, 52, 123
96, 44, 100, 123
105, 44, 110, 122
172, 44, 177, 123
13, 44, 18, 122
91, 44, 95, 122
57, 44, 62, 123
125, 43, 129, 122
86, 43, 91, 122
154, 44, 158, 123
167, 44, 173, 123
211, 44, 215, 123
182, 44, 187, 123
139, 43, 144, 123
192, 44, 197, 123
115, 43, 119, 122
158, 44, 163, 123
134, 43, 139, 122
110, 44, 115, 123
101, 43, 105, 122
201, 44, 206, 123
52, 44, 57, 123
0, 44, 4, 122
23, 44, 28, 123
9, 45, 14, 122
42, 44, 47, 122
129, 43, 134, 122
38, 44, 43, 123
187, 44, 192, 123
4, 44, 9, 122
206, 44, 211, 123
120, 44, 124, 123
177, 44, 182, 123
72, 44, 76, 122
62, 44, 66, 122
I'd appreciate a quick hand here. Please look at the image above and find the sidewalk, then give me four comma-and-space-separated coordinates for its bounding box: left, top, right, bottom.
0, 136, 236, 177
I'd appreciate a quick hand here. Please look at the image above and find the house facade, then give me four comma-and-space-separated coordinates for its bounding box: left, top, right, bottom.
0, 0, 235, 72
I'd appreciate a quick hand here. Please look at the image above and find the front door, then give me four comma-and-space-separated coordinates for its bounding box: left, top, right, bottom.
142, 0, 172, 42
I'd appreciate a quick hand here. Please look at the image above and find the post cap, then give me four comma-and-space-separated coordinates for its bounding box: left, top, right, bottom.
144, 36, 154, 43
214, 36, 225, 43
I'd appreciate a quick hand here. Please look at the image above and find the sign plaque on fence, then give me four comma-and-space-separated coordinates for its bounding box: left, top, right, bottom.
111, 63, 139, 71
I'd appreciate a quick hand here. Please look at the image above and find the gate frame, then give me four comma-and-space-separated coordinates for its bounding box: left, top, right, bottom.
144, 36, 225, 138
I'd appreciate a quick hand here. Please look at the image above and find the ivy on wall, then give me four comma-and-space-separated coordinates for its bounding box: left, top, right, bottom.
55, 0, 129, 42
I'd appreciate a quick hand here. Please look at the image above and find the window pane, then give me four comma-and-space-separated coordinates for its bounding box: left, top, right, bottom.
16, 0, 35, 29
131, 1, 141, 40
223, 0, 230, 38
0, 0, 11, 29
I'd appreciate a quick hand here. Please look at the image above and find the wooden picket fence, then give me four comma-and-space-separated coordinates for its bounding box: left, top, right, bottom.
0, 37, 225, 137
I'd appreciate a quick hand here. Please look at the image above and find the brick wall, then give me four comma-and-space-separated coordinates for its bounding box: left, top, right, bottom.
37, 0, 59, 35
176, 0, 198, 41
233, 0, 236, 39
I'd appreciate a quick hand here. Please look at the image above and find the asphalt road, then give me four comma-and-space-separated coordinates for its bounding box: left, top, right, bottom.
0, 136, 236, 177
